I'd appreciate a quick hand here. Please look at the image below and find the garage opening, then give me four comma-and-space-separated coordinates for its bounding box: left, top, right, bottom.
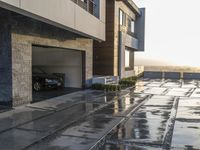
32, 45, 85, 102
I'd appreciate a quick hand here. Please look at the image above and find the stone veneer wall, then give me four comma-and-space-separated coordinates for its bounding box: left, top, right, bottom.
12, 35, 93, 106
9, 16, 93, 107
114, 1, 136, 77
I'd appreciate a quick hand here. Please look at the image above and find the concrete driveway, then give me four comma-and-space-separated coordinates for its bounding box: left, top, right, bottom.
0, 79, 200, 150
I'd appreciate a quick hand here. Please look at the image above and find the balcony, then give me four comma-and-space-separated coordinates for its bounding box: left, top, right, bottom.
0, 0, 105, 41
119, 31, 139, 50
71, 0, 99, 18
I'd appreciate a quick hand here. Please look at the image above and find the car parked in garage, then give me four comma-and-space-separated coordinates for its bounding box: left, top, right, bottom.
32, 67, 63, 91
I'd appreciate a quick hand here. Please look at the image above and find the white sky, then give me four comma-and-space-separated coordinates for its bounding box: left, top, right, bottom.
133, 0, 200, 66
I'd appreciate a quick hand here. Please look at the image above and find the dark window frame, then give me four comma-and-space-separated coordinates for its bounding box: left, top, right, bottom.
119, 9, 126, 26
125, 48, 134, 71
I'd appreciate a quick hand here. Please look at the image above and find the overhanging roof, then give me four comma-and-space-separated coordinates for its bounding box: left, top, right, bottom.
116, 0, 141, 16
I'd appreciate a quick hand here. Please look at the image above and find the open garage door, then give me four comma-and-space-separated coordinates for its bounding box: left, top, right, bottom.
32, 45, 85, 102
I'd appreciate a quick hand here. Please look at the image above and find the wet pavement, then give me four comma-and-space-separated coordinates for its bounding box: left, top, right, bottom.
0, 79, 200, 149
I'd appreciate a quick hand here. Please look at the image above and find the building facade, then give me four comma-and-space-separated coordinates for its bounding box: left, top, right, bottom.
0, 0, 105, 106
93, 0, 145, 78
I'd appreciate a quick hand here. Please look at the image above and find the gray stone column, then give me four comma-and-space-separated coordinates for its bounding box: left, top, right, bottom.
0, 12, 12, 106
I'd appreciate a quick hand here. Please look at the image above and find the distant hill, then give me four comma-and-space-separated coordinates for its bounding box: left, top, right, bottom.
135, 56, 200, 72
135, 57, 174, 66
144, 66, 200, 73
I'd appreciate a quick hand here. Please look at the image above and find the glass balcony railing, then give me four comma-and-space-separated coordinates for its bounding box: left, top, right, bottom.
71, 0, 99, 18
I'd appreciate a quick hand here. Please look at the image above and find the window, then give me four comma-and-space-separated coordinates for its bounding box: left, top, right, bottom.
131, 20, 135, 33
119, 9, 126, 26
125, 50, 130, 68
128, 17, 135, 34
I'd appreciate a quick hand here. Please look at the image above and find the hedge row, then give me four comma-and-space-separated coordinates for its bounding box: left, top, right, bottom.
119, 76, 137, 87
119, 80, 136, 87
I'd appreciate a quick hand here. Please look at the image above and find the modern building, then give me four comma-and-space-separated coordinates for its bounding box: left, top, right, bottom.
93, 0, 145, 79
0, 0, 105, 106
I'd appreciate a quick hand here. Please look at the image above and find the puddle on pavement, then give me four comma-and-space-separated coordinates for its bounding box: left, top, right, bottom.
144, 95, 174, 107
88, 95, 117, 103
60, 114, 123, 139
0, 107, 52, 133
178, 98, 200, 107
108, 117, 168, 144
132, 106, 172, 120
176, 106, 200, 119
0, 128, 49, 150
171, 120, 200, 149
18, 103, 100, 133
100, 143, 162, 150
27, 134, 97, 150
94, 103, 133, 117
94, 95, 146, 117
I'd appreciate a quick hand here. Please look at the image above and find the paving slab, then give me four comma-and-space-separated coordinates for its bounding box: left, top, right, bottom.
171, 120, 200, 149
0, 106, 52, 133
100, 143, 162, 150
144, 95, 174, 107
190, 88, 200, 98
31, 89, 111, 105
176, 106, 200, 119
0, 128, 49, 150
132, 106, 172, 120
61, 115, 123, 139
136, 80, 151, 86
169, 88, 192, 92
133, 86, 149, 93
27, 100, 79, 111
145, 82, 163, 87
19, 103, 99, 133
129, 93, 149, 99
108, 117, 168, 144
181, 83, 197, 88
143, 87, 167, 95
162, 81, 181, 88
27, 135, 97, 150
165, 88, 191, 97
176, 99, 200, 119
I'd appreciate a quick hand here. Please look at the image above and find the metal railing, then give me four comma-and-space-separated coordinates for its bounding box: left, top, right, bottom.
71, 0, 98, 17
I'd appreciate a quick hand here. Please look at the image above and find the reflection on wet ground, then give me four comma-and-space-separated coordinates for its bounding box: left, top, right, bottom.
100, 143, 162, 150
1, 79, 200, 150
100, 79, 200, 150
171, 121, 200, 149
108, 117, 167, 144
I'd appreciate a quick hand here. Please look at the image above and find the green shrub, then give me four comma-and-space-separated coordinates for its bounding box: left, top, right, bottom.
119, 76, 137, 87
119, 80, 136, 87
